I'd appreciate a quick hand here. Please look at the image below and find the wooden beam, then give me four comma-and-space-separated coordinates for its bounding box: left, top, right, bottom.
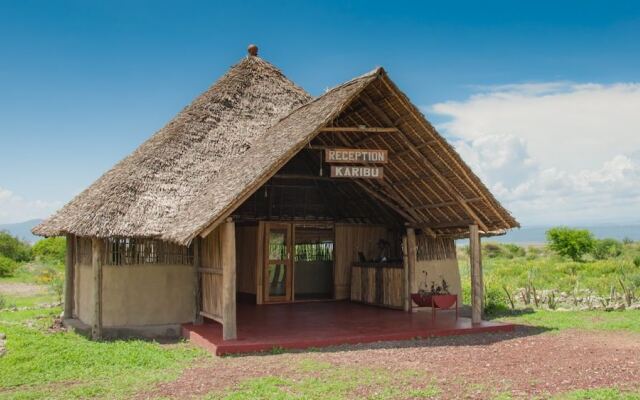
64, 234, 75, 320
469, 224, 483, 324
402, 235, 410, 312
391, 141, 437, 159
378, 77, 513, 229
319, 127, 399, 133
419, 220, 475, 229
410, 197, 482, 211
91, 237, 103, 340
406, 227, 417, 313
221, 218, 237, 340
352, 180, 417, 224
192, 237, 203, 324
359, 93, 490, 232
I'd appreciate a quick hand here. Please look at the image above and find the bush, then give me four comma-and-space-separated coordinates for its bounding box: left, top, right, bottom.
483, 282, 510, 315
32, 237, 66, 265
546, 227, 595, 261
503, 244, 526, 258
634, 256, 640, 268
483, 243, 504, 258
591, 238, 623, 260
37, 265, 64, 303
0, 231, 31, 262
0, 255, 18, 277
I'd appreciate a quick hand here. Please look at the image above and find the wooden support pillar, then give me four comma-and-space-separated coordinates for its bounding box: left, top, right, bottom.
64, 234, 75, 320
221, 218, 237, 340
469, 224, 483, 324
192, 237, 203, 325
402, 235, 410, 312
406, 227, 417, 312
91, 237, 103, 340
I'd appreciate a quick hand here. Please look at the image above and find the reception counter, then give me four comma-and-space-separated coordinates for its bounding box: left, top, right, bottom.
350, 261, 404, 309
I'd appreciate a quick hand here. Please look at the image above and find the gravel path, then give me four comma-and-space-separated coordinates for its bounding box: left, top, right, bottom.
142, 327, 640, 399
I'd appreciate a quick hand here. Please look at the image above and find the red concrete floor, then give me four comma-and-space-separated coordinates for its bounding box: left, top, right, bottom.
182, 302, 515, 355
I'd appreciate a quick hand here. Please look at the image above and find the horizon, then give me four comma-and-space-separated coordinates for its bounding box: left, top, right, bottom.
1, 1, 639, 226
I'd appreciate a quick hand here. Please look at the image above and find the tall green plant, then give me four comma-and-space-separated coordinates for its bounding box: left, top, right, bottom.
0, 231, 31, 262
546, 227, 595, 261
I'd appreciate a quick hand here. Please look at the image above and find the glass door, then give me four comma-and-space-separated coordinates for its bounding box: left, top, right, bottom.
263, 223, 293, 303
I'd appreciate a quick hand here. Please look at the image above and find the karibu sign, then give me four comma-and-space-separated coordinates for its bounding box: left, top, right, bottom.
330, 166, 384, 179
325, 148, 388, 164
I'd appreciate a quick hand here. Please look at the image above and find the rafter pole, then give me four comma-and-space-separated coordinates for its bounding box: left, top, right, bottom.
359, 93, 489, 232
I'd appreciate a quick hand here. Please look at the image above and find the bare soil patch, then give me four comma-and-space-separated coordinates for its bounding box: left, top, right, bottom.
0, 282, 45, 297
141, 328, 640, 399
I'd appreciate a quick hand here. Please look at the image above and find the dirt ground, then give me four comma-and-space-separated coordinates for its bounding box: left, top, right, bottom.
142, 327, 640, 399
0, 282, 45, 296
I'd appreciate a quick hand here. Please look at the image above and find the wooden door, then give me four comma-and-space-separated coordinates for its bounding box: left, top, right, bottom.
263, 223, 293, 303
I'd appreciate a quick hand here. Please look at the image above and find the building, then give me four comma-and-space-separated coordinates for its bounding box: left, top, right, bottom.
33, 45, 518, 354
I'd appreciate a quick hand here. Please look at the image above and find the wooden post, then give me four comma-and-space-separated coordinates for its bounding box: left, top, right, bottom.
406, 227, 417, 312
469, 224, 483, 324
91, 237, 103, 340
402, 235, 410, 312
193, 237, 203, 324
64, 234, 75, 320
221, 218, 237, 340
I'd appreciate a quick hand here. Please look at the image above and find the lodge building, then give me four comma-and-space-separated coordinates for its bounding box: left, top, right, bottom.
34, 45, 519, 354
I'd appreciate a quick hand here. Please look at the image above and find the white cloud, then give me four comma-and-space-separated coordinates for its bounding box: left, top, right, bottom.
430, 82, 640, 225
0, 186, 62, 224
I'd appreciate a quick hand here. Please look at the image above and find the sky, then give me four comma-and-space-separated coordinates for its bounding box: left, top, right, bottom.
1, 0, 639, 226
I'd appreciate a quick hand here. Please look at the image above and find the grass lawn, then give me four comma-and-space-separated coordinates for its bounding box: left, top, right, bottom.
496, 309, 640, 332
0, 298, 208, 399
2, 279, 639, 399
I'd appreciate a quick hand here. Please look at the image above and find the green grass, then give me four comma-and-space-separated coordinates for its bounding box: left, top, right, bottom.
552, 387, 640, 399
0, 306, 207, 399
497, 309, 640, 332
205, 360, 440, 400
457, 242, 640, 311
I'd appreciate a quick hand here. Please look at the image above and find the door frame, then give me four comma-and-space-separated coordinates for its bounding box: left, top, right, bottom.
258, 221, 336, 304
262, 222, 294, 303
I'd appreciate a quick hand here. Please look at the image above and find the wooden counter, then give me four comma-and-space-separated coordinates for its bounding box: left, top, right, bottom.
350, 262, 404, 309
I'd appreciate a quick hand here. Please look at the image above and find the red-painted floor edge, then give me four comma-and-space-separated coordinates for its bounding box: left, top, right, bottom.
182, 323, 516, 356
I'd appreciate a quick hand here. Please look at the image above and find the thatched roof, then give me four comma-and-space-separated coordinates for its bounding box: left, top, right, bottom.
34, 52, 518, 245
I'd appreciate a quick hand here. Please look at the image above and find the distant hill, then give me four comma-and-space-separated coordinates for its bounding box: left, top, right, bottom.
0, 219, 43, 243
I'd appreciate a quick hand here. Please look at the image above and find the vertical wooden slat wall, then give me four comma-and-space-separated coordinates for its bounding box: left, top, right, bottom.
334, 224, 399, 300
201, 227, 224, 320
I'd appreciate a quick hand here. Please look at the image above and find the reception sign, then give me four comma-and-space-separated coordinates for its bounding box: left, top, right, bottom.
330, 166, 384, 179
325, 148, 388, 164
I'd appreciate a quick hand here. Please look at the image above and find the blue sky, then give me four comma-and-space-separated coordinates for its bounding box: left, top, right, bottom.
1, 1, 639, 225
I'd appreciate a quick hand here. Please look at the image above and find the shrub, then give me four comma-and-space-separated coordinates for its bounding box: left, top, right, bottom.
483, 243, 504, 258
483, 283, 509, 315
0, 255, 18, 277
37, 265, 64, 303
634, 256, 640, 268
622, 237, 634, 245
32, 237, 66, 265
592, 238, 623, 260
546, 227, 595, 261
503, 243, 526, 258
0, 231, 31, 262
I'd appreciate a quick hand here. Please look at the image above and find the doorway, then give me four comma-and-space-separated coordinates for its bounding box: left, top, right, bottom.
263, 222, 334, 303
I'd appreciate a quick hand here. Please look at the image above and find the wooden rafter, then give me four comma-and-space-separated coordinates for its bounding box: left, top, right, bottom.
359, 92, 490, 232
377, 76, 512, 229
319, 127, 399, 133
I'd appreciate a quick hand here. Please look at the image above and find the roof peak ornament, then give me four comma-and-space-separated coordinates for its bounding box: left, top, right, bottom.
247, 44, 258, 57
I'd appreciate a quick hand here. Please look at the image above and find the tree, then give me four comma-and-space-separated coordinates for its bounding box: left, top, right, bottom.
0, 231, 31, 262
546, 227, 595, 262
32, 237, 66, 265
